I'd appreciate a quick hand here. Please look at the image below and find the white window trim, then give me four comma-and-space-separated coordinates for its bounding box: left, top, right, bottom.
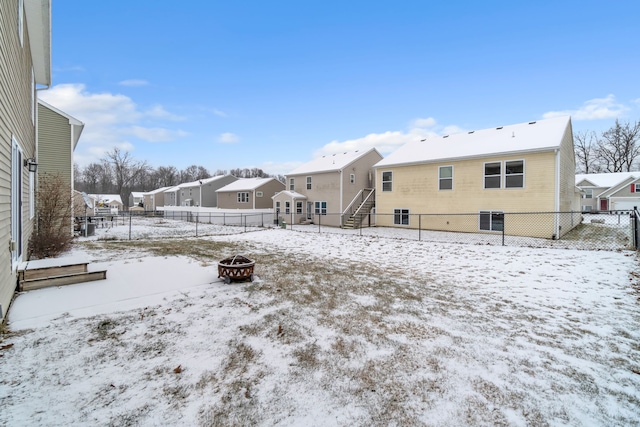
314, 201, 327, 215
382, 171, 393, 192
296, 201, 303, 214
393, 208, 410, 226
479, 210, 504, 232
483, 161, 502, 189
438, 165, 453, 191
256, 191, 263, 197
583, 189, 593, 199
289, 178, 295, 191
237, 192, 249, 203
306, 176, 312, 190
505, 159, 525, 189
285, 201, 290, 214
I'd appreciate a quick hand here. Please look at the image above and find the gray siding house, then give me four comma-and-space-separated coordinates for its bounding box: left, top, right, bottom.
172, 175, 238, 207
217, 178, 285, 209
281, 148, 383, 227
143, 187, 171, 211
576, 172, 640, 212
0, 0, 51, 321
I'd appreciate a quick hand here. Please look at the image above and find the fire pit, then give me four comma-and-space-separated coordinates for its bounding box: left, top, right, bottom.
217, 255, 255, 284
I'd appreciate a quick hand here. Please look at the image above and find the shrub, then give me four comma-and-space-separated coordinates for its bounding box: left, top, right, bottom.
28, 174, 74, 259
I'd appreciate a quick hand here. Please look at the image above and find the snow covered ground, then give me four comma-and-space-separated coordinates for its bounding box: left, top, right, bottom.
1, 218, 639, 426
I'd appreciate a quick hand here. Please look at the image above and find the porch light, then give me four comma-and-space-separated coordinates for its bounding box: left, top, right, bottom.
24, 158, 38, 173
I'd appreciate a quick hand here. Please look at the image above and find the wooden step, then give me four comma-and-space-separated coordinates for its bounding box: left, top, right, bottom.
19, 270, 107, 292
20, 262, 88, 281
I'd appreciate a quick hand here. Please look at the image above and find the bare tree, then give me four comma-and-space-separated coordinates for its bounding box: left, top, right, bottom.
104, 147, 148, 205
596, 119, 640, 172
155, 166, 179, 187
180, 165, 209, 182
574, 130, 600, 174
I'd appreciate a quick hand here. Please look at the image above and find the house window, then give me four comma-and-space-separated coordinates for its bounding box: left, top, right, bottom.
635, 184, 640, 193
256, 191, 263, 197
439, 166, 453, 190
314, 201, 327, 215
296, 201, 303, 214
237, 192, 249, 203
583, 189, 593, 199
479, 210, 504, 231
350, 174, 355, 184
289, 178, 295, 191
484, 162, 501, 189
582, 205, 592, 212
181, 190, 185, 197
394, 208, 410, 226
275, 201, 280, 213
382, 171, 393, 192
306, 176, 312, 190
285, 201, 290, 214
505, 160, 524, 188
189, 188, 192, 196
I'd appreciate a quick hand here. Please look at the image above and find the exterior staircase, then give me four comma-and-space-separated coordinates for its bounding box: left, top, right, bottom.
342, 189, 375, 229
18, 256, 107, 292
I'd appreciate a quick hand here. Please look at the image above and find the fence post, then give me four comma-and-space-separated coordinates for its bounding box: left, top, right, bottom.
244, 214, 247, 233
129, 211, 132, 241
419, 214, 422, 241
196, 212, 199, 237
318, 213, 321, 233
502, 213, 505, 246
634, 207, 639, 250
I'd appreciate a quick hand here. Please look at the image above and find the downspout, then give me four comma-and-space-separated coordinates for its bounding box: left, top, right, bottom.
554, 148, 560, 238
339, 170, 344, 225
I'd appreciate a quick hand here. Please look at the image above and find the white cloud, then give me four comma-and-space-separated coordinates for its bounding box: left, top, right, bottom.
145, 104, 185, 121
125, 126, 189, 142
39, 83, 187, 165
314, 117, 462, 158
213, 109, 228, 118
542, 94, 628, 121
118, 79, 149, 87
218, 132, 239, 144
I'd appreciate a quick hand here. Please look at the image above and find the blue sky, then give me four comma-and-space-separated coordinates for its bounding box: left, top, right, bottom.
40, 1, 640, 175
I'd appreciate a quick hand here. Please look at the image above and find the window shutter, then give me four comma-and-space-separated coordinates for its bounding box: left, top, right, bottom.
632, 184, 636, 193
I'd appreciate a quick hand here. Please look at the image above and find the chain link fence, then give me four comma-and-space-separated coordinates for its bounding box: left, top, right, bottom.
87, 209, 638, 251
281, 211, 636, 251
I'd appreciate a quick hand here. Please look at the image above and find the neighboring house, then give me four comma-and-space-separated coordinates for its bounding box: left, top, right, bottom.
163, 185, 181, 207
279, 148, 383, 227
217, 178, 285, 209
170, 175, 238, 207
576, 172, 640, 212
374, 116, 581, 239
143, 186, 171, 211
88, 194, 123, 214
129, 191, 145, 208
0, 0, 52, 321
37, 100, 84, 235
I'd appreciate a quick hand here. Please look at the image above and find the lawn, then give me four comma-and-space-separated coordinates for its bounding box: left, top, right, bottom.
1, 219, 639, 426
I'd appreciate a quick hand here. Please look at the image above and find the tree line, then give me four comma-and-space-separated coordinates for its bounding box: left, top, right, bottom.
575, 119, 640, 174
74, 147, 285, 207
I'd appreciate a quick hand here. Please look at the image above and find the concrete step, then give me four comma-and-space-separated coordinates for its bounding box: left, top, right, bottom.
19, 270, 107, 292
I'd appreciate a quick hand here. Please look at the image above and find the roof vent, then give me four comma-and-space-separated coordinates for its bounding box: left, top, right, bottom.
512, 132, 515, 138
443, 135, 449, 138
529, 121, 537, 125
496, 126, 503, 130
468, 131, 475, 134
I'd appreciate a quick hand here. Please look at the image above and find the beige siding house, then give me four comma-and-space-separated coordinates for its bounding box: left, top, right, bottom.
281, 148, 383, 227
217, 178, 285, 209
0, 0, 51, 321
143, 186, 171, 211
374, 116, 581, 239
576, 172, 640, 212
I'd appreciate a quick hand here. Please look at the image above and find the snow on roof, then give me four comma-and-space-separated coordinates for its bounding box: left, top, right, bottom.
216, 178, 277, 192
88, 194, 123, 204
375, 116, 571, 168
143, 187, 172, 196
177, 175, 231, 188
272, 190, 307, 200
287, 148, 381, 176
130, 192, 145, 198
575, 172, 639, 188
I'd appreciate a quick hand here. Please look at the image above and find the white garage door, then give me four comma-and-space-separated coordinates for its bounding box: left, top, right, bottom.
611, 200, 640, 211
